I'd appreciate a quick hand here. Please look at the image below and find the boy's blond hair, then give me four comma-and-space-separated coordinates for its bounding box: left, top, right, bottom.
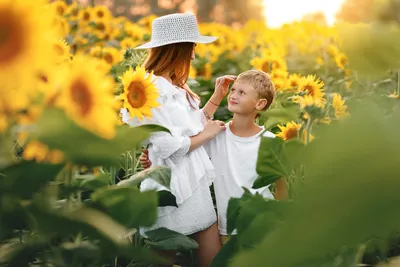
236, 70, 275, 111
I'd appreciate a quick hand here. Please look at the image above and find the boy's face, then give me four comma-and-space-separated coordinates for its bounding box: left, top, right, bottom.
227, 81, 267, 115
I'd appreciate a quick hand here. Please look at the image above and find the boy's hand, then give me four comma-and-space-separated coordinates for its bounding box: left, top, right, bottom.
213, 75, 237, 101
139, 149, 152, 169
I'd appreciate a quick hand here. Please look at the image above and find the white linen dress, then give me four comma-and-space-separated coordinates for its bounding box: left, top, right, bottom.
120, 75, 217, 235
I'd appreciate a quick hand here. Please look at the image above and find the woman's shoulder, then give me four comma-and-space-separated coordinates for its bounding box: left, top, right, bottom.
149, 74, 178, 99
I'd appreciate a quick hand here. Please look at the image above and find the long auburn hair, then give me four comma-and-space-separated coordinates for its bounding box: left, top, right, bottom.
143, 42, 199, 107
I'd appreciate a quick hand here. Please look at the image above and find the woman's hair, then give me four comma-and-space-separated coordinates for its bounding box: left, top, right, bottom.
144, 42, 199, 106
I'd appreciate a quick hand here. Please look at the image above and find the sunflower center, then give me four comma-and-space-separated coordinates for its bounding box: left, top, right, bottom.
302, 85, 315, 96
97, 11, 104, 18
70, 79, 93, 116
103, 53, 114, 64
261, 62, 270, 73
83, 12, 90, 21
56, 6, 65, 16
0, 11, 23, 64
127, 82, 147, 108
285, 128, 299, 140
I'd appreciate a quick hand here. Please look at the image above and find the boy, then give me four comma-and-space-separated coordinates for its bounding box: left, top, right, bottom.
139, 70, 287, 241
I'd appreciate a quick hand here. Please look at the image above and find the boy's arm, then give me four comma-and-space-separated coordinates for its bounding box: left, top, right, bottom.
274, 178, 288, 200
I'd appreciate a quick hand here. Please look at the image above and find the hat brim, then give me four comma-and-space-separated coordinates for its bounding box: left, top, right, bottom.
135, 35, 218, 49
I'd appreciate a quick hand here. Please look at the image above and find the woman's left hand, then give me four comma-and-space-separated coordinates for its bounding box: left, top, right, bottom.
214, 75, 237, 101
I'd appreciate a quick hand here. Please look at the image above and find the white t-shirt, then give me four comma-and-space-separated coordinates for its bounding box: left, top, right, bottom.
205, 121, 275, 235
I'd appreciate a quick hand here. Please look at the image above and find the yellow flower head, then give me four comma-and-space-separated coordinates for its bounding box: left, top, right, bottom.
298, 75, 325, 101
58, 55, 118, 139
276, 121, 302, 141
288, 74, 302, 88
102, 47, 123, 66
50, 0, 67, 17
0, 0, 57, 91
332, 93, 349, 119
299, 94, 324, 109
92, 5, 111, 22
118, 66, 160, 121
335, 53, 348, 70
52, 39, 70, 62
23, 140, 64, 164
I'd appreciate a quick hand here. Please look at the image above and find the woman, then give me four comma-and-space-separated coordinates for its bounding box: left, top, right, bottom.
121, 13, 235, 266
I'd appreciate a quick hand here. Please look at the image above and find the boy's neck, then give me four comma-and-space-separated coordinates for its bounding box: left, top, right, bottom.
230, 113, 262, 137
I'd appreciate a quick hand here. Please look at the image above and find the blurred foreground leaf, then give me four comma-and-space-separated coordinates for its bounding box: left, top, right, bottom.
231, 98, 400, 267
35, 108, 169, 167
144, 227, 199, 251
91, 186, 158, 228
0, 161, 64, 199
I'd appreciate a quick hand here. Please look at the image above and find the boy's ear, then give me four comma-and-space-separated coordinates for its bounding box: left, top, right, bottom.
256, 98, 268, 111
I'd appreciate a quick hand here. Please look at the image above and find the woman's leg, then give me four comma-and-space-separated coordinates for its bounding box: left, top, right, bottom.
192, 223, 222, 267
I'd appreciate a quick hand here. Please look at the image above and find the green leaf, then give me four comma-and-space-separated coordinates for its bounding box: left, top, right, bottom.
0, 161, 64, 199
230, 99, 400, 267
117, 166, 171, 189
226, 189, 253, 235
29, 205, 129, 247
75, 173, 110, 191
91, 186, 158, 228
157, 190, 178, 207
35, 108, 170, 167
252, 174, 281, 189
144, 227, 199, 251
261, 105, 300, 130
210, 236, 239, 267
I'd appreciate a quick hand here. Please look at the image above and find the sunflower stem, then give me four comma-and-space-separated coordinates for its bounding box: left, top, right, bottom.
397, 69, 400, 96
305, 115, 312, 145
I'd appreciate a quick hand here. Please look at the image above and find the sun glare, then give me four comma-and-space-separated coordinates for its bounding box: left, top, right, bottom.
263, 0, 346, 27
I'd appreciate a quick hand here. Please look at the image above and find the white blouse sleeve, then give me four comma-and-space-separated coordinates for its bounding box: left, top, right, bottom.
120, 77, 191, 165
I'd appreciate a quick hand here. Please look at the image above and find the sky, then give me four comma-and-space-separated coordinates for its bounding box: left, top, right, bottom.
263, 0, 346, 27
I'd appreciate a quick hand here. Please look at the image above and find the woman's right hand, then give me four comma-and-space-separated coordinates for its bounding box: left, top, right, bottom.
202, 120, 226, 140
139, 149, 152, 169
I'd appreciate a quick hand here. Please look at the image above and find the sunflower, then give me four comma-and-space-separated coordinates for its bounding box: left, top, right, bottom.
0, 0, 56, 91
335, 53, 348, 70
298, 75, 325, 101
288, 73, 302, 88
276, 121, 314, 143
57, 55, 118, 139
93, 20, 111, 39
92, 5, 111, 22
299, 94, 324, 109
52, 39, 70, 62
78, 7, 93, 27
102, 47, 123, 66
276, 121, 302, 141
332, 93, 349, 119
120, 38, 138, 50
197, 63, 212, 81
66, 1, 79, 21
53, 15, 70, 38
50, 0, 67, 17
23, 140, 64, 164
118, 66, 160, 121
327, 44, 339, 57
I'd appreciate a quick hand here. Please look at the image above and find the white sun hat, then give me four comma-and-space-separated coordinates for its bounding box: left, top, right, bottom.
135, 13, 218, 49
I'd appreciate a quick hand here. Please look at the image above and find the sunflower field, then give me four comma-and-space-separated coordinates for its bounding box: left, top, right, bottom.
2, 0, 400, 266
